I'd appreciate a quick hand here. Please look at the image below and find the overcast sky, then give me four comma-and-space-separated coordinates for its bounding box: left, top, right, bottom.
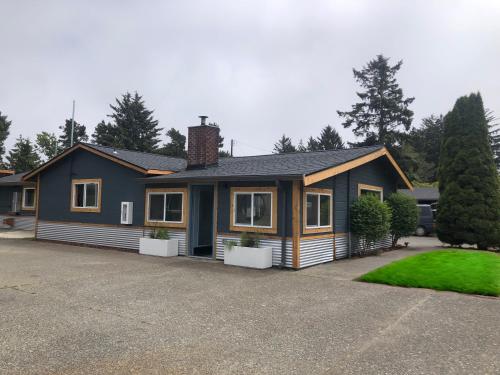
1, 0, 499, 155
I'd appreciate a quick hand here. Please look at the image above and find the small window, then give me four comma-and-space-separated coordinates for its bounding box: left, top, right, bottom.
358, 184, 383, 201
71, 179, 101, 212
22, 187, 36, 210
145, 188, 187, 228
304, 189, 332, 232
230, 187, 277, 233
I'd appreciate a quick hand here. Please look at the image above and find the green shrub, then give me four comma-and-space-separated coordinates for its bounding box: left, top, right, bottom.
240, 232, 260, 248
350, 195, 391, 256
386, 192, 418, 248
150, 228, 170, 240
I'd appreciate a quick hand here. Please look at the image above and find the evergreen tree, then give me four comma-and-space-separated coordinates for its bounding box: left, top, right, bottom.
273, 134, 296, 153
58, 119, 88, 149
0, 110, 11, 164
306, 136, 321, 151
337, 54, 414, 146
316, 125, 344, 150
92, 120, 119, 147
436, 93, 500, 249
486, 109, 500, 170
296, 139, 307, 152
6, 136, 41, 172
36, 132, 60, 161
160, 128, 187, 158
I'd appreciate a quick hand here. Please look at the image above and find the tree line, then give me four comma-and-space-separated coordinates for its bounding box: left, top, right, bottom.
273, 55, 500, 185
0, 92, 230, 172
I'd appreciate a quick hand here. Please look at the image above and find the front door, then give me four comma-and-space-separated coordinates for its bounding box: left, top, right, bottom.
189, 185, 214, 257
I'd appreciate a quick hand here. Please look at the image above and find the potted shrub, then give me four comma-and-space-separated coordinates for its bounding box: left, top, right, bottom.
223, 232, 273, 269
139, 228, 179, 257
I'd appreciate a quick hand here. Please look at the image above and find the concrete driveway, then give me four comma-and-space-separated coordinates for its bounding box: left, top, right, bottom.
0, 239, 498, 374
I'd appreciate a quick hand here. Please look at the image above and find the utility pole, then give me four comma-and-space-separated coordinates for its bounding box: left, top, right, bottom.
70, 100, 75, 147
230, 139, 234, 157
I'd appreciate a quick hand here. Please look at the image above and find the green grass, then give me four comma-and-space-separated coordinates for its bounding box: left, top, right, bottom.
359, 250, 500, 296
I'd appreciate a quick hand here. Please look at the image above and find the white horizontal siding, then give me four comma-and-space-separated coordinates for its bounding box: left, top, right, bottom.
216, 235, 293, 268
300, 236, 334, 268
36, 221, 187, 254
0, 215, 35, 231
335, 236, 349, 259
335, 234, 392, 259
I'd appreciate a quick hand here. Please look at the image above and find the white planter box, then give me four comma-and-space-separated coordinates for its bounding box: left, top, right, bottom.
139, 238, 179, 257
224, 245, 273, 269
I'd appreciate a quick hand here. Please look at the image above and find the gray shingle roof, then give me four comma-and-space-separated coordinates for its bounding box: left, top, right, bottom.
146, 145, 384, 181
399, 187, 439, 201
84, 144, 187, 172
0, 172, 30, 185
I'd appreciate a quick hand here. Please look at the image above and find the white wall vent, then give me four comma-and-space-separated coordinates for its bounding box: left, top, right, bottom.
120, 202, 133, 225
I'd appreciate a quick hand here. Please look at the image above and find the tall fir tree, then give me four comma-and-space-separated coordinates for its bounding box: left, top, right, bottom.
36, 132, 61, 161
58, 119, 88, 149
486, 109, 500, 170
273, 134, 296, 153
306, 136, 320, 151
0, 110, 12, 165
316, 125, 344, 150
6, 136, 41, 172
436, 93, 500, 249
95, 92, 162, 152
160, 128, 187, 158
337, 54, 414, 146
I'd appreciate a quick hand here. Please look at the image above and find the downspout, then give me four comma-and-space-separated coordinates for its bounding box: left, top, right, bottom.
277, 180, 287, 268
347, 170, 352, 259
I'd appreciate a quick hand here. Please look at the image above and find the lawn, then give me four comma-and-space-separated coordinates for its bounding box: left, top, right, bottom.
359, 250, 500, 296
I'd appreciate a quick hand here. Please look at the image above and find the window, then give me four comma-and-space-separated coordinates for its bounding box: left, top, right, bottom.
22, 187, 36, 210
71, 179, 101, 212
230, 187, 277, 233
303, 188, 332, 233
358, 184, 383, 201
145, 188, 187, 228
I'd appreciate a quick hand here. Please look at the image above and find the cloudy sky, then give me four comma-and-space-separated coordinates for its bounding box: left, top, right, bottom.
1, 0, 499, 155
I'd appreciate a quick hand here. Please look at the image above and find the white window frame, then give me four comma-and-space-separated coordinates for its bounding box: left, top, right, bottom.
146, 191, 184, 224
233, 191, 273, 229
71, 179, 102, 212
305, 192, 332, 229
22, 187, 36, 210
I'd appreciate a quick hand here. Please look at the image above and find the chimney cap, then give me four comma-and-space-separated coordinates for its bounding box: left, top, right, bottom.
199, 115, 208, 125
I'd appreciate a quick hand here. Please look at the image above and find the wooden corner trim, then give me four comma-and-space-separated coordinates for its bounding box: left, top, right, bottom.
70, 178, 102, 213
143, 187, 189, 229
292, 180, 301, 268
229, 186, 278, 234
303, 147, 413, 190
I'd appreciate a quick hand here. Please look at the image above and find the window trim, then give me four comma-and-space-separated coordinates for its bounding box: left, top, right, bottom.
70, 179, 102, 213
21, 186, 36, 210
229, 187, 278, 234
144, 188, 188, 228
358, 183, 383, 201
303, 188, 333, 234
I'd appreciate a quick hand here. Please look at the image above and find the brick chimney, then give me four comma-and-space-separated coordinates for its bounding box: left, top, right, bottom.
187, 116, 220, 169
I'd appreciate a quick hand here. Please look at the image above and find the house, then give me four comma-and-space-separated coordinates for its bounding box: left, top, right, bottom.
0, 171, 37, 230
23, 117, 412, 269
398, 187, 439, 205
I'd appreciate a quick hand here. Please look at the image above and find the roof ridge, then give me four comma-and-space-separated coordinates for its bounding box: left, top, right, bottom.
82, 143, 187, 161
220, 144, 384, 160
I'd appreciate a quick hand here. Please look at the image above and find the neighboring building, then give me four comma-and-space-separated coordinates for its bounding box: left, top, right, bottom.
23, 117, 412, 269
0, 172, 37, 230
398, 187, 439, 205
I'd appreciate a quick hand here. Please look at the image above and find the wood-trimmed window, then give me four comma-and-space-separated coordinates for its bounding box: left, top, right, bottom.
22, 187, 36, 210
144, 188, 188, 228
71, 179, 102, 213
358, 183, 383, 201
230, 187, 278, 234
303, 188, 333, 234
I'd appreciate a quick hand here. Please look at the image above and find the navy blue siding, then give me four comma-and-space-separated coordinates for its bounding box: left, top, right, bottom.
0, 186, 19, 213
39, 149, 146, 225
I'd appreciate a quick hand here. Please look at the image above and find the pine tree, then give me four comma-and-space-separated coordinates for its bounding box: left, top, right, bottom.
160, 128, 187, 158
296, 139, 307, 152
273, 135, 296, 153
436, 93, 500, 249
337, 54, 414, 146
36, 132, 61, 161
306, 136, 320, 151
6, 136, 41, 172
101, 92, 162, 152
486, 109, 500, 170
58, 119, 89, 149
0, 110, 11, 165
317, 125, 344, 150
92, 120, 119, 147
